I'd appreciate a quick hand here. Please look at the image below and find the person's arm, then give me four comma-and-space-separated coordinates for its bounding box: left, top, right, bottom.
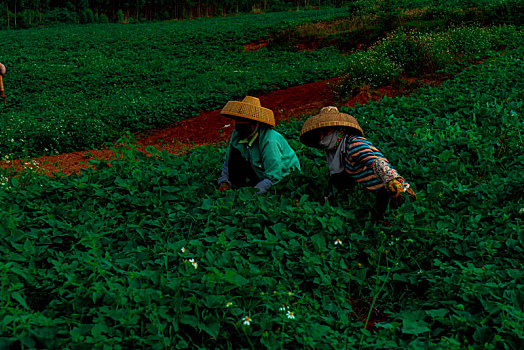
217, 161, 231, 191
372, 159, 416, 200
261, 142, 285, 181
251, 138, 286, 194
217, 137, 235, 191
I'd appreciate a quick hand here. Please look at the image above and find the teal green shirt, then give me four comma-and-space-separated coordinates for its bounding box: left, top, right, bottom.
226, 128, 300, 184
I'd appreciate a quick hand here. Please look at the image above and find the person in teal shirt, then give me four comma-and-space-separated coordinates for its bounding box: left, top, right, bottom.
217, 96, 300, 194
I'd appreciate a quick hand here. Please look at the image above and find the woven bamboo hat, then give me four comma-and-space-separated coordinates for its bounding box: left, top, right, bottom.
220, 96, 275, 127
300, 106, 363, 148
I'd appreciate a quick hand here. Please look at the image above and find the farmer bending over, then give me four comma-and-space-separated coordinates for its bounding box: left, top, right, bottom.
299, 106, 416, 220
217, 96, 300, 194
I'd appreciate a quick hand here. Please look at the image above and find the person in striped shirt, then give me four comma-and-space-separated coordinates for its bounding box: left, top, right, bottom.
300, 106, 416, 221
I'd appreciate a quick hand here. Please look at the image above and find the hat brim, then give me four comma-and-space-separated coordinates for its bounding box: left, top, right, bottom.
220, 111, 272, 126
299, 108, 363, 148
300, 125, 363, 148
220, 100, 275, 127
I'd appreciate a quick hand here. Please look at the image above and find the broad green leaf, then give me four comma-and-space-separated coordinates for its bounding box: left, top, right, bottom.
425, 309, 449, 318
402, 318, 430, 335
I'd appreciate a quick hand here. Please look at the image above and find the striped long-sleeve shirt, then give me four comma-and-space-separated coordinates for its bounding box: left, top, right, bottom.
341, 135, 396, 192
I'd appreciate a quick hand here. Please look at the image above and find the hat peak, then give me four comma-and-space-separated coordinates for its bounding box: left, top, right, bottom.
321, 106, 339, 113
220, 96, 275, 127
242, 96, 261, 107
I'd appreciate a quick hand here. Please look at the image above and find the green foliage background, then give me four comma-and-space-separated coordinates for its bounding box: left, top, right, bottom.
0, 48, 522, 349
1, 3, 522, 159
0, 8, 352, 158
0, 2, 523, 348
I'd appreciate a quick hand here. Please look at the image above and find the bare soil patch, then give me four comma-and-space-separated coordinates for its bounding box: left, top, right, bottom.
2, 75, 444, 176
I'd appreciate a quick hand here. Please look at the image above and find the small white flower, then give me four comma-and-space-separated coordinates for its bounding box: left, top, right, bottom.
189, 258, 198, 269
279, 304, 288, 311
334, 238, 343, 245
286, 311, 295, 319
181, 247, 186, 253
241, 316, 252, 326
226, 301, 233, 308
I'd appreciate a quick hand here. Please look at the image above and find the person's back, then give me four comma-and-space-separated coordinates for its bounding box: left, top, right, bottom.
229, 127, 300, 184
300, 106, 416, 222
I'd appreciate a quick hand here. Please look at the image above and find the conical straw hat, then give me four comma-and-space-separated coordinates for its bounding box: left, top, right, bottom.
300, 106, 363, 148
220, 96, 275, 127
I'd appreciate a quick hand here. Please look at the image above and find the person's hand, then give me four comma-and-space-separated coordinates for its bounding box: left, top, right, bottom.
218, 182, 230, 192
0, 63, 5, 76
254, 178, 272, 195
386, 179, 404, 198
386, 178, 417, 201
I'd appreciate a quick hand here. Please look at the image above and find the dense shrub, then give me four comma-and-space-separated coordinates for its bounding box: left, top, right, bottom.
99, 13, 109, 23
374, 30, 437, 75
341, 51, 402, 92
15, 10, 39, 28
43, 7, 78, 24
79, 8, 95, 24
340, 25, 523, 96
116, 9, 125, 23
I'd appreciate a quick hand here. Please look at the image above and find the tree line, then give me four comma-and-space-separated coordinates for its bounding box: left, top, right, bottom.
1, 0, 347, 28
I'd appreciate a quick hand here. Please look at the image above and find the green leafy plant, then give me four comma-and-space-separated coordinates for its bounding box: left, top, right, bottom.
340, 51, 403, 94
1, 49, 522, 349
0, 8, 352, 159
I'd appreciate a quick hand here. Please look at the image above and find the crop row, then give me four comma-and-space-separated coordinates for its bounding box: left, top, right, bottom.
1, 3, 522, 159
0, 47, 522, 349
339, 24, 523, 94
0, 8, 353, 159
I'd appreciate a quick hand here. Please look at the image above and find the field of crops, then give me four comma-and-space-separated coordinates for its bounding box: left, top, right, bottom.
0, 7, 354, 159
1, 0, 523, 159
1, 48, 522, 348
1, 1, 523, 349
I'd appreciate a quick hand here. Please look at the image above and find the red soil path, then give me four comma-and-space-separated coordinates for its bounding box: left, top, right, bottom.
2, 76, 442, 176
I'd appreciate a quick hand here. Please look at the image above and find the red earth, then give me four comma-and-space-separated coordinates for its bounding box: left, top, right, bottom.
2, 75, 443, 176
